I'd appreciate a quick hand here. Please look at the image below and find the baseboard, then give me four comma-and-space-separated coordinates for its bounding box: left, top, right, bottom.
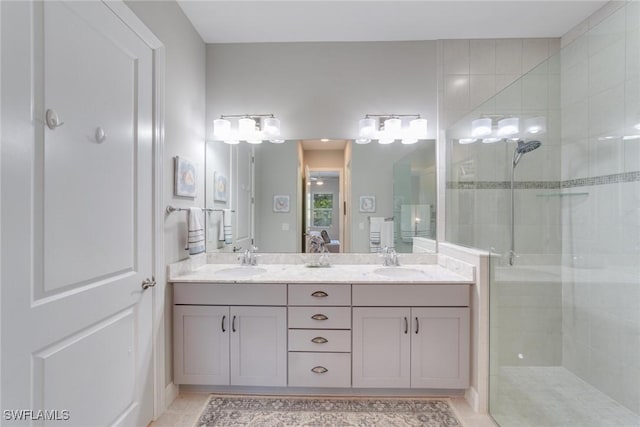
165, 382, 179, 409
465, 386, 480, 413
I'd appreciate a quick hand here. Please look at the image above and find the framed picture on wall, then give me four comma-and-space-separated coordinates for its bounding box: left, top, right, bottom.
359, 195, 376, 213
174, 156, 197, 198
213, 172, 228, 202
273, 195, 290, 213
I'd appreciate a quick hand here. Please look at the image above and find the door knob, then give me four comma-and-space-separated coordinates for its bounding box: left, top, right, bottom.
141, 277, 156, 290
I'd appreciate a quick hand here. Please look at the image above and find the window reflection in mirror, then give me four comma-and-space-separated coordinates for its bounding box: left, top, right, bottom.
205, 139, 436, 254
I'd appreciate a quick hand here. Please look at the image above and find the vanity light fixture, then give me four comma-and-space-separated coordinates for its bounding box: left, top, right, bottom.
497, 117, 519, 136
471, 118, 492, 138
214, 114, 283, 144
357, 114, 428, 144
524, 116, 546, 135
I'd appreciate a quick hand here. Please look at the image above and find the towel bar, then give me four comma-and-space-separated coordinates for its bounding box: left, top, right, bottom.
165, 205, 236, 214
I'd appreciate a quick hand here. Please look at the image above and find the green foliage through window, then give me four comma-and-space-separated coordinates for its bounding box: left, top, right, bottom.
313, 193, 333, 227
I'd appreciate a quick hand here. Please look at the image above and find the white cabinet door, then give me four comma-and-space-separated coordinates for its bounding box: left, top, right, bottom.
174, 306, 230, 385
411, 307, 470, 388
230, 306, 287, 386
352, 307, 411, 388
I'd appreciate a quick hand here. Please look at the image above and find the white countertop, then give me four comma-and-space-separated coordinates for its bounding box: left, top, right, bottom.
169, 263, 473, 284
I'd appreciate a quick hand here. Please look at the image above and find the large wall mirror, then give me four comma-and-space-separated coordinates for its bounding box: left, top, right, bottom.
205, 139, 436, 254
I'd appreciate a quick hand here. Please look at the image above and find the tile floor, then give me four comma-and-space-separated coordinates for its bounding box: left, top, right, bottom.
149, 392, 497, 427
491, 366, 640, 427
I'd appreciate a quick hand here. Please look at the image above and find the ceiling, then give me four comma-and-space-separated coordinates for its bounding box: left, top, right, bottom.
301, 139, 348, 151
177, 1, 607, 44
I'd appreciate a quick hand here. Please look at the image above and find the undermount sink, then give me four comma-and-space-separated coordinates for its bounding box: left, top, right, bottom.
214, 266, 267, 279
373, 267, 426, 278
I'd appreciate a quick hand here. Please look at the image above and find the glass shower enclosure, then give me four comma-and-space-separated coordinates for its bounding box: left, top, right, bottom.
445, 3, 640, 426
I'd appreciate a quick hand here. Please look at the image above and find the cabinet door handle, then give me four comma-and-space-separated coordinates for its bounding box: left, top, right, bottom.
232, 315, 237, 332
311, 366, 328, 374
311, 336, 328, 344
222, 315, 226, 333
311, 314, 328, 321
311, 291, 328, 298
404, 317, 408, 334
415, 317, 419, 334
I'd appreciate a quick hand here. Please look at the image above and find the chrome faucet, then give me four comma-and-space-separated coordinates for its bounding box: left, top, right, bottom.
240, 245, 259, 266
381, 246, 399, 266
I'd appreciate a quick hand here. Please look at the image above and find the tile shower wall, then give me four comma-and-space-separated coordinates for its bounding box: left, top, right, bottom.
445, 48, 565, 370
560, 1, 640, 415
438, 38, 561, 130
439, 37, 563, 257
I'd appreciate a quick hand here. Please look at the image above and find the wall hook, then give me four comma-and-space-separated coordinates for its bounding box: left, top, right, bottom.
95, 127, 106, 143
45, 109, 64, 130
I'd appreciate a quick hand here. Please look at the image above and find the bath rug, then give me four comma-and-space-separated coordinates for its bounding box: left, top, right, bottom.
196, 394, 462, 426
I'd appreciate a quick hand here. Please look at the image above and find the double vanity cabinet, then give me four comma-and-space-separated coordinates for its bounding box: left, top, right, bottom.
172, 264, 471, 392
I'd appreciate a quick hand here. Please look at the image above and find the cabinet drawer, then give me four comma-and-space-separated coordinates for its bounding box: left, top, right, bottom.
288, 284, 351, 306
353, 284, 469, 307
288, 329, 351, 352
174, 283, 287, 306
288, 352, 351, 388
288, 307, 351, 329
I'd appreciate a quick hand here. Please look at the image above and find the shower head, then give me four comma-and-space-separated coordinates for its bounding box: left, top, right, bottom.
516, 139, 542, 154
513, 140, 541, 167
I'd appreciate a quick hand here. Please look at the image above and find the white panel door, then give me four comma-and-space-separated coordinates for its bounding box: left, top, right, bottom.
1, 1, 155, 426
352, 307, 411, 388
230, 306, 287, 386
232, 143, 254, 251
411, 308, 470, 389
174, 306, 230, 385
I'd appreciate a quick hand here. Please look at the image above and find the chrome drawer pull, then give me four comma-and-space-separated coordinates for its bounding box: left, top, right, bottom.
311, 366, 328, 374
311, 314, 328, 321
311, 336, 328, 344
311, 291, 328, 297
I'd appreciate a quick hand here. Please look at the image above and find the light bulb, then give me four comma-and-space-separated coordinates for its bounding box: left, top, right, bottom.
213, 119, 231, 139
409, 118, 428, 139
498, 117, 519, 136
262, 117, 280, 138
355, 138, 371, 144
238, 118, 256, 139
384, 118, 402, 139
358, 118, 377, 138
482, 137, 501, 144
524, 116, 546, 135
458, 138, 477, 144
223, 139, 239, 145
472, 118, 492, 137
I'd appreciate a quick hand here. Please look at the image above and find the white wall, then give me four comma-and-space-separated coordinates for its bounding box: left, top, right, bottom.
206, 41, 437, 141
125, 0, 206, 389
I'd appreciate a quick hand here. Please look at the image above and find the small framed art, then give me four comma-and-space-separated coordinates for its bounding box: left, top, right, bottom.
273, 195, 290, 213
359, 195, 376, 213
174, 156, 196, 198
214, 172, 228, 202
